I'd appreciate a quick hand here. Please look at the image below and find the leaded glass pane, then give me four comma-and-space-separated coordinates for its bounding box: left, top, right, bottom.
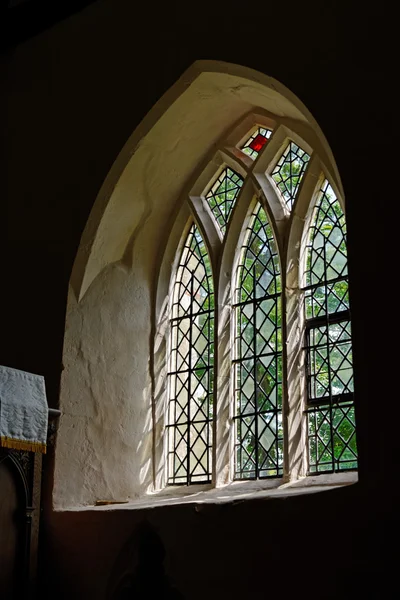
307, 321, 354, 401
234, 202, 283, 479
305, 180, 347, 287
271, 141, 310, 211
308, 404, 357, 473
305, 280, 349, 319
304, 180, 357, 473
204, 167, 243, 235
241, 127, 273, 160
167, 224, 214, 485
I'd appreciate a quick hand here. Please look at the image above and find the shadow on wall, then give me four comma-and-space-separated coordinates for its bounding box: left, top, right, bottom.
108, 522, 184, 600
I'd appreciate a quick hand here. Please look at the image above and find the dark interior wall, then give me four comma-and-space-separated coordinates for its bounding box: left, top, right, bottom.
0, 460, 25, 599
3, 1, 395, 598
46, 484, 392, 600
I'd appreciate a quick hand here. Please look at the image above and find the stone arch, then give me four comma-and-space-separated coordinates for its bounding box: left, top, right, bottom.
70, 60, 339, 304
54, 60, 342, 509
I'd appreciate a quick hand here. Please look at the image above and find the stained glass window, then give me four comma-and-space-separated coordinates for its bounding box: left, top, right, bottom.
164, 117, 357, 487
167, 224, 214, 485
272, 141, 310, 211
304, 180, 357, 473
204, 167, 243, 235
233, 203, 283, 479
242, 127, 273, 159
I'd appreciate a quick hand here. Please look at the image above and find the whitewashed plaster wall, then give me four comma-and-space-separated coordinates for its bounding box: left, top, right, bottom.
53, 62, 334, 509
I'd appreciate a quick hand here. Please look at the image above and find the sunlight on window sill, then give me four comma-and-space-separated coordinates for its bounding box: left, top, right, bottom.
62, 472, 358, 512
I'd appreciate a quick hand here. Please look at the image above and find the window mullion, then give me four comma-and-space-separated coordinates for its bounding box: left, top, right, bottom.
324, 243, 335, 473
252, 265, 259, 479
187, 276, 193, 483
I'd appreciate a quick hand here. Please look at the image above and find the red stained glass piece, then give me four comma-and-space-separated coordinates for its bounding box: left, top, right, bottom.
249, 133, 268, 153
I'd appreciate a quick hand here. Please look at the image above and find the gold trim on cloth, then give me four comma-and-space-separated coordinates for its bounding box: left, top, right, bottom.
1, 436, 46, 453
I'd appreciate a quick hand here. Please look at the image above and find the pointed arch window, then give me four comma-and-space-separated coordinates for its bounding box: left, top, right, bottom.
303, 180, 357, 473
233, 203, 283, 479
167, 223, 214, 485
160, 115, 357, 492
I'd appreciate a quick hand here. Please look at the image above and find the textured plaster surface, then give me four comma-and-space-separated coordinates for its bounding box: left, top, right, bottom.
54, 264, 153, 507
76, 69, 312, 302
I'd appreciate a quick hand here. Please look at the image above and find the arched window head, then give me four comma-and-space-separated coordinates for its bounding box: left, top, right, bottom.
272, 141, 310, 211
305, 180, 348, 291
303, 180, 357, 473
167, 223, 214, 485
233, 203, 283, 479
204, 167, 243, 235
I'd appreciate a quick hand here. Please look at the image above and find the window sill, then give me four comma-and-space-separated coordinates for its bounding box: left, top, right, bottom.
60, 472, 358, 512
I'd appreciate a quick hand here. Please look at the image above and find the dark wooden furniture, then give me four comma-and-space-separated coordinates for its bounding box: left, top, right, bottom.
0, 408, 59, 599
0, 448, 42, 599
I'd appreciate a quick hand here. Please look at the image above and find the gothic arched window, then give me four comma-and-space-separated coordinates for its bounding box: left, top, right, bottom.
234, 203, 283, 479
167, 224, 214, 485
304, 180, 357, 473
163, 116, 357, 489
57, 62, 360, 509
